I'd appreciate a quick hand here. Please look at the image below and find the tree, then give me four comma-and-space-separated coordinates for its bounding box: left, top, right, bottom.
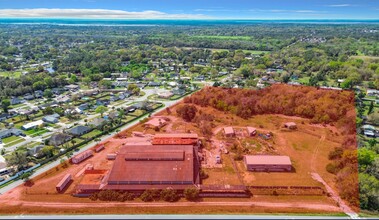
176, 104, 197, 122
95, 105, 108, 117
43, 89, 53, 98
43, 106, 54, 115
42, 146, 55, 158
20, 171, 33, 182
368, 101, 374, 115
82, 77, 92, 88
1, 99, 10, 113
6, 150, 28, 170
183, 187, 200, 201
160, 188, 179, 202
359, 173, 379, 210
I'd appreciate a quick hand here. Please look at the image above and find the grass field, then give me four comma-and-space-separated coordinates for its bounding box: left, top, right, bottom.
81, 129, 102, 139
24, 128, 47, 136
2, 136, 25, 147
0, 71, 22, 78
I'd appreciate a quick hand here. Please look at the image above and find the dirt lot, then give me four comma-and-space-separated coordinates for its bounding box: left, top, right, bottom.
0, 102, 351, 215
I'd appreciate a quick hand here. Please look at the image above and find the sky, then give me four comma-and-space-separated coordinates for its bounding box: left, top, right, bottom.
0, 0, 378, 20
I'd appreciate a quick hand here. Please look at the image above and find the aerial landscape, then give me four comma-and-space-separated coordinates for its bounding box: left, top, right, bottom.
0, 0, 378, 219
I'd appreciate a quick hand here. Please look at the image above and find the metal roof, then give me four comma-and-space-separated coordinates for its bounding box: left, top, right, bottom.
107, 145, 194, 184
244, 155, 291, 166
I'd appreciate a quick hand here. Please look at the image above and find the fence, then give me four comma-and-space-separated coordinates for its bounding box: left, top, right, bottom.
248, 185, 325, 196
0, 163, 41, 186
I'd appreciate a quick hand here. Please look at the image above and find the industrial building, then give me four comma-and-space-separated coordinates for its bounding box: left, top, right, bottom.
244, 155, 292, 172
152, 133, 199, 145
76, 144, 200, 194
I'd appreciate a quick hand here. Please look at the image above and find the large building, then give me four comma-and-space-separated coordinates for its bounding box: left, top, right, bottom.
244, 155, 292, 172
152, 133, 199, 145
76, 144, 200, 193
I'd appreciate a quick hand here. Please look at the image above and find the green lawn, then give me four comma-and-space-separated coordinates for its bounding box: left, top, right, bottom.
68, 138, 84, 147
24, 127, 47, 135
23, 141, 42, 149
128, 109, 145, 117
296, 76, 310, 84
0, 71, 22, 78
81, 129, 102, 139
3, 136, 25, 147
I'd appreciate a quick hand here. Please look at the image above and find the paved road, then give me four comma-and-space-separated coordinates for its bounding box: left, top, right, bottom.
0, 89, 186, 195
0, 214, 355, 219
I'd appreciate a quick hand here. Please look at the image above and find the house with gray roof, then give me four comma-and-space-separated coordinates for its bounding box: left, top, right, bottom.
67, 125, 91, 136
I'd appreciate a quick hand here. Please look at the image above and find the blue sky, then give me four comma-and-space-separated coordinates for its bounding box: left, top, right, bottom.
0, 0, 378, 19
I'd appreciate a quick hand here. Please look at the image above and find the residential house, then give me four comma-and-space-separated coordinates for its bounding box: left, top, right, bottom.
10, 97, 22, 105
67, 125, 91, 136
88, 118, 106, 129
23, 94, 35, 101
148, 81, 161, 87
49, 133, 72, 147
0, 128, 24, 139
172, 89, 186, 96
21, 120, 43, 130
78, 103, 89, 111
28, 145, 44, 158
64, 84, 80, 91
367, 89, 379, 97
42, 114, 60, 124
34, 90, 43, 98
0, 113, 10, 122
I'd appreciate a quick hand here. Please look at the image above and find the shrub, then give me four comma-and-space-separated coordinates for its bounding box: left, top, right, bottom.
200, 169, 208, 179
160, 188, 179, 202
326, 162, 340, 174
183, 187, 200, 201
140, 188, 160, 202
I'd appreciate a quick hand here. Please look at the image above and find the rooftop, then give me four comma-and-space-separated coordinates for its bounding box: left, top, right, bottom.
107, 145, 195, 185
224, 127, 234, 134
244, 155, 292, 166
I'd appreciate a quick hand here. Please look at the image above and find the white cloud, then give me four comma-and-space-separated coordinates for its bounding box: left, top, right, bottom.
326, 4, 352, 7
249, 9, 325, 13
194, 9, 244, 12
0, 8, 210, 19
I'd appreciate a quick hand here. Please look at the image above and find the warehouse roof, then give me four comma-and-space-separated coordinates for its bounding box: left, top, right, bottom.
107, 145, 194, 184
244, 155, 291, 166
154, 133, 198, 139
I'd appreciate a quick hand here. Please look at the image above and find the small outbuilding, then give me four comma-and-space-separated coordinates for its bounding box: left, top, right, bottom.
224, 127, 235, 137
246, 127, 257, 136
284, 122, 297, 130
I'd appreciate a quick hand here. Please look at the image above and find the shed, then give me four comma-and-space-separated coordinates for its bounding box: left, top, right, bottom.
56, 174, 72, 192
246, 127, 257, 136
244, 155, 292, 172
71, 150, 93, 164
284, 122, 297, 130
223, 127, 235, 137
